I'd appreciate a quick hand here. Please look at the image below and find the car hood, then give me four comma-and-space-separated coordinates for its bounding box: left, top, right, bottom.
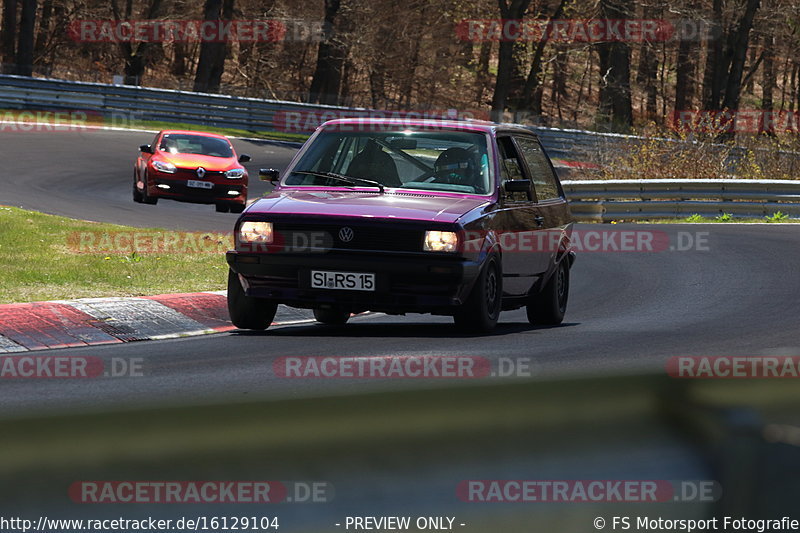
248, 189, 491, 224
158, 154, 237, 170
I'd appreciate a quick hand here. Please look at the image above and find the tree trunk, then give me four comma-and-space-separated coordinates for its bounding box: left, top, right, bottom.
516, 0, 568, 114
193, 0, 233, 93
308, 0, 345, 105
490, 0, 531, 122
674, 38, 696, 116
596, 0, 633, 131
15, 0, 34, 76
111, 0, 163, 86
1, 0, 17, 73
636, 3, 659, 120
760, 34, 775, 134
475, 41, 492, 103
33, 0, 51, 57
701, 0, 724, 109
720, 0, 760, 112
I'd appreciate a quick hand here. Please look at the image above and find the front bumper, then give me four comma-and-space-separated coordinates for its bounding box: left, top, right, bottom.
226, 251, 481, 314
151, 177, 246, 204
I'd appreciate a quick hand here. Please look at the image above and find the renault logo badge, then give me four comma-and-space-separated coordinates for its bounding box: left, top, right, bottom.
196, 167, 206, 178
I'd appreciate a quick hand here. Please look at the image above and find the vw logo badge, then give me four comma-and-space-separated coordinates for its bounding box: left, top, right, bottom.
196, 167, 206, 178
338, 227, 354, 242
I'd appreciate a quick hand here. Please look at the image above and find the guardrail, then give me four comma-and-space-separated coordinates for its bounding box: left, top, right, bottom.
3, 74, 800, 213
562, 179, 800, 221
0, 74, 710, 170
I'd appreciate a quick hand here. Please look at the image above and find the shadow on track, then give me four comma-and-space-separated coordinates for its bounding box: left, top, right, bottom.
230, 320, 581, 338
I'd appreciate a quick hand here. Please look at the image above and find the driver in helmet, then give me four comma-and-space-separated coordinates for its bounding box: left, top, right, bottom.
433, 147, 477, 186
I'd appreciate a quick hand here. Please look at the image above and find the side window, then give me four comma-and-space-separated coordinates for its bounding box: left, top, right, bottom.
497, 136, 529, 202
497, 137, 525, 183
514, 136, 562, 201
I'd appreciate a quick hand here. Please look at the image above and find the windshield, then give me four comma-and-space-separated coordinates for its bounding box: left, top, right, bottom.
285, 129, 494, 194
158, 134, 233, 158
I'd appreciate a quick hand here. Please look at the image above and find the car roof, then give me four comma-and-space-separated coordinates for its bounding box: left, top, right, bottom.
158, 130, 231, 140
319, 118, 537, 137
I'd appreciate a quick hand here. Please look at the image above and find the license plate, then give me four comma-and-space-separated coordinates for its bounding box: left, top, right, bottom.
187, 180, 213, 189
311, 271, 375, 291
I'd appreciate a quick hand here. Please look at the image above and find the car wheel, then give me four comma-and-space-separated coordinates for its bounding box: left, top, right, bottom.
227, 269, 278, 330
313, 308, 351, 325
141, 171, 158, 205
527, 259, 569, 325
453, 255, 502, 333
215, 203, 230, 213
230, 203, 245, 214
132, 171, 144, 203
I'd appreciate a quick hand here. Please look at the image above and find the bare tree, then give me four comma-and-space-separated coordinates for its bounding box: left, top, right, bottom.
193, 0, 234, 93
308, 0, 346, 105
1, 0, 17, 73
596, 0, 633, 130
110, 0, 165, 85
15, 0, 35, 76
491, 0, 532, 121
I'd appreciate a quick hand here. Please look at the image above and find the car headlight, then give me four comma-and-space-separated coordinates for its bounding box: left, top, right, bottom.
424, 230, 459, 252
226, 167, 246, 179
239, 222, 273, 244
152, 161, 177, 174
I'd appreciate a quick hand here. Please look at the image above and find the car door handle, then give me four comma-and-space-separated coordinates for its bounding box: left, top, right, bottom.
534, 216, 545, 226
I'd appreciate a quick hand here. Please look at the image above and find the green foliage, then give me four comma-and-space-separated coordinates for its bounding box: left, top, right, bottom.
765, 211, 790, 222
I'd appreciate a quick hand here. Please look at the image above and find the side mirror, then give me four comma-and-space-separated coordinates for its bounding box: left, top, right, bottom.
504, 179, 533, 200
139, 144, 153, 154
238, 154, 251, 163
259, 168, 280, 183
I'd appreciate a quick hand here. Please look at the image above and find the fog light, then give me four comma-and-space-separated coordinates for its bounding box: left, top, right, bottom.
157, 184, 170, 189
228, 190, 240, 196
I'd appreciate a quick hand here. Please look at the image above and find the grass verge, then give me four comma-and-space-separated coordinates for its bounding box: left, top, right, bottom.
0, 206, 229, 304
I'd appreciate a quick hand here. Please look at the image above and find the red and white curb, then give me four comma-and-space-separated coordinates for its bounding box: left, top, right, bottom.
0, 292, 314, 353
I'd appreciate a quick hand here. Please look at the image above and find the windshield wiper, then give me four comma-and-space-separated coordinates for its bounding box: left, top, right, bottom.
291, 170, 385, 194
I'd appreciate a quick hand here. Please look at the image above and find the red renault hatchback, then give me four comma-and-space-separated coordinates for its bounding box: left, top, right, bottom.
133, 130, 250, 213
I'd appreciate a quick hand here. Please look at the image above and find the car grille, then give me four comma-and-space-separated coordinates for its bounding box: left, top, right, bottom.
174, 168, 227, 179
272, 222, 425, 253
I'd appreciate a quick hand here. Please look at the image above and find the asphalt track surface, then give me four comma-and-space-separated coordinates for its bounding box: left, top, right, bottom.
0, 128, 297, 231
0, 130, 799, 415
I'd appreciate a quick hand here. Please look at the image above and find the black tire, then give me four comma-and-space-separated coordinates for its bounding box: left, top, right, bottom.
141, 171, 157, 205
227, 269, 278, 330
215, 203, 230, 213
527, 259, 569, 325
230, 203, 246, 214
132, 171, 144, 203
313, 308, 351, 325
453, 255, 502, 333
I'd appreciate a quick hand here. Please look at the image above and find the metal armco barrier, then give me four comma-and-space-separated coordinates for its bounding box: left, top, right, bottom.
3, 74, 800, 218
562, 179, 800, 221
0, 74, 698, 164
